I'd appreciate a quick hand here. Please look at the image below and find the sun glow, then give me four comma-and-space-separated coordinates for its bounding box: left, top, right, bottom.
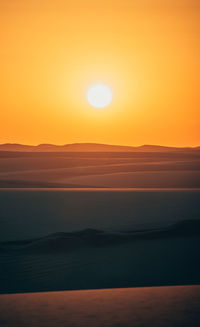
0, 1, 199, 146
87, 84, 113, 108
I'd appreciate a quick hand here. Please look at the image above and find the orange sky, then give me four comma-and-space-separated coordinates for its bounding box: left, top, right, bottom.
0, 0, 199, 146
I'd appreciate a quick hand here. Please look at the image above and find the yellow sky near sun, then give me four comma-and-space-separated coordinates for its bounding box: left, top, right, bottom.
0, 0, 199, 146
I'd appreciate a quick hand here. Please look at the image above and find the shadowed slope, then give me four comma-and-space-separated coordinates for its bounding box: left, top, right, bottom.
1, 219, 200, 254
0, 219, 199, 294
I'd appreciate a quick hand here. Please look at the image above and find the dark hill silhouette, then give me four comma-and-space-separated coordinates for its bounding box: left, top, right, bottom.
0, 143, 199, 152
1, 219, 200, 253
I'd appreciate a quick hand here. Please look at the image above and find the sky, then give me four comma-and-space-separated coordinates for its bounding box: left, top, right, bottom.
0, 0, 199, 146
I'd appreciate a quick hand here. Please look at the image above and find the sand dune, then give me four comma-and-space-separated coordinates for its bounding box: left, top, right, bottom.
0, 217, 199, 294
0, 286, 199, 327
1, 219, 200, 253
64, 170, 200, 188
1, 189, 199, 242
0, 150, 199, 188
0, 149, 199, 297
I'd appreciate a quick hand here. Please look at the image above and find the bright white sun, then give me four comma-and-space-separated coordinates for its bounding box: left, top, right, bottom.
86, 84, 112, 108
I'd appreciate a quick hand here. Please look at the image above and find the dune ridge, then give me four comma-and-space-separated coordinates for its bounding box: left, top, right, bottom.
0, 143, 200, 152
1, 219, 200, 254
0, 150, 199, 188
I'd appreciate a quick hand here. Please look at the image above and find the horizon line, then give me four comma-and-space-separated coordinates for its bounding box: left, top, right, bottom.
0, 142, 199, 149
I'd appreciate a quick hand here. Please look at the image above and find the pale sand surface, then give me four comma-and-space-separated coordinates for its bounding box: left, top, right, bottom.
0, 285, 199, 327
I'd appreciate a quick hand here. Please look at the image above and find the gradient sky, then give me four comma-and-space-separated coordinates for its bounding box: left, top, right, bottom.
0, 0, 199, 146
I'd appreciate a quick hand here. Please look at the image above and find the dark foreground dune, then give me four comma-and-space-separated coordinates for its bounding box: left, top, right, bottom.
0, 189, 200, 294
1, 219, 200, 294
0, 285, 199, 327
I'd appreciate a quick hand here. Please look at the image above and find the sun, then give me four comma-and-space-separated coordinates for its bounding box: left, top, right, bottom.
86, 84, 113, 108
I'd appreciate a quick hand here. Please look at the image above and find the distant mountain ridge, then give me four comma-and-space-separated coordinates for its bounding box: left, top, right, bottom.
0, 143, 199, 152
